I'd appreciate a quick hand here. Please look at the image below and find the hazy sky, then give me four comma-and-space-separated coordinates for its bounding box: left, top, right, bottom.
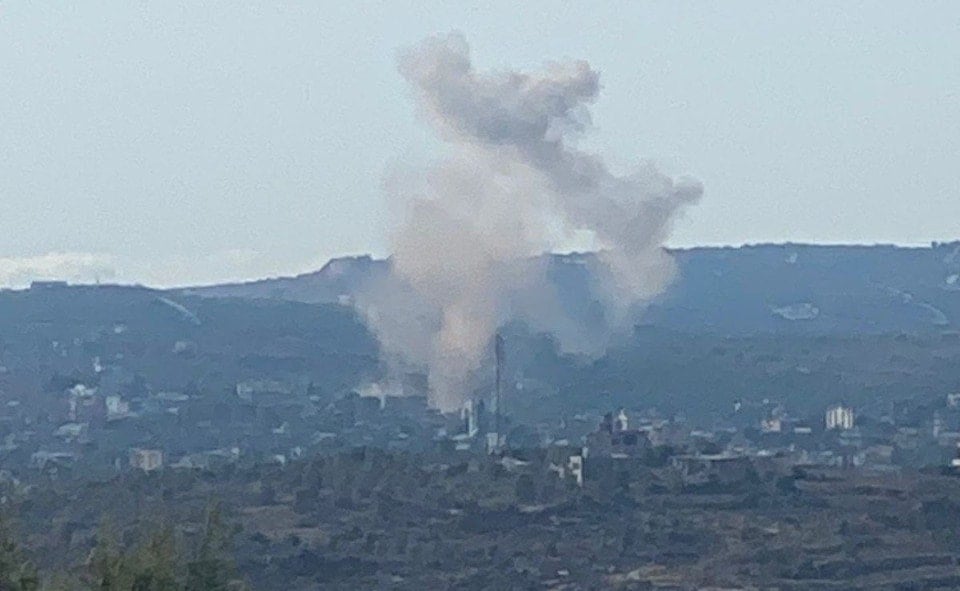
1, 1, 957, 287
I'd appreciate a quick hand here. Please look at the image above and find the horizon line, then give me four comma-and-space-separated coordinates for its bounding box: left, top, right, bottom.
4, 239, 958, 293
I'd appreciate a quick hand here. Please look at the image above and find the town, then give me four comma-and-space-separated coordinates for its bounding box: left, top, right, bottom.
3, 273, 960, 588
5, 284, 960, 485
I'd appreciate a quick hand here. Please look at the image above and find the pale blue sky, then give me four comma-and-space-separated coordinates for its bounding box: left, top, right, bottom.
1, 1, 957, 287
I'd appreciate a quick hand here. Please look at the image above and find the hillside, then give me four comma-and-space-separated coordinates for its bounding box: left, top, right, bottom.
185, 243, 960, 335
3, 243, 960, 429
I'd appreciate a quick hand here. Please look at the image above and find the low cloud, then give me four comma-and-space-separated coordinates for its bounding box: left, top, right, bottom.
0, 249, 336, 290
0, 252, 117, 288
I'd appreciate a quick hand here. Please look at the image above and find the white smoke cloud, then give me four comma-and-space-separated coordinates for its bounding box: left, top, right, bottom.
360, 33, 703, 411
0, 252, 116, 288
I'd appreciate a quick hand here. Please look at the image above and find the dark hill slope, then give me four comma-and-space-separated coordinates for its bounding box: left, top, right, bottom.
186, 243, 960, 335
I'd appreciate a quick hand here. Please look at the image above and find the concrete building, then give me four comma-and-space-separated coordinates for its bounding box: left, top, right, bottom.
825, 404, 855, 430
54, 422, 86, 441
105, 395, 130, 421
485, 432, 503, 454
129, 448, 163, 472
671, 454, 754, 486
950, 443, 960, 469
547, 444, 586, 488
461, 399, 481, 438
235, 379, 293, 402
170, 447, 238, 470
568, 454, 584, 487
588, 410, 651, 458
761, 417, 782, 433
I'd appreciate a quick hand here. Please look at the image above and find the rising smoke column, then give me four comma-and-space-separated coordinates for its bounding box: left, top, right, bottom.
365, 33, 702, 411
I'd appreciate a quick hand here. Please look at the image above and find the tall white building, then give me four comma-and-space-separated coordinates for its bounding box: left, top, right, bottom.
461, 400, 478, 438
825, 404, 855, 430
568, 454, 584, 488
614, 408, 629, 432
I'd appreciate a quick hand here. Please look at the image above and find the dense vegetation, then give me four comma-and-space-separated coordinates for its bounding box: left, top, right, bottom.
6, 447, 960, 589
0, 504, 243, 590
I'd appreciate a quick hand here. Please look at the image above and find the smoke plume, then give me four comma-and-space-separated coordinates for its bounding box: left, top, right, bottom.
361, 33, 702, 411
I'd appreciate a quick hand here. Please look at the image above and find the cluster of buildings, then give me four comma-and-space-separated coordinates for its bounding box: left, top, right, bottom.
3, 308, 960, 492
465, 392, 960, 493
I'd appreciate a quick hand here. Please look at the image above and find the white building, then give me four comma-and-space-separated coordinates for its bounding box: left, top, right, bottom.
825, 404, 855, 431
130, 448, 163, 472
614, 408, 629, 432
761, 417, 782, 433
235, 379, 292, 401
105, 395, 130, 420
951, 443, 960, 469
54, 422, 86, 441
568, 454, 584, 488
461, 400, 478, 438
485, 432, 502, 454
69, 384, 96, 398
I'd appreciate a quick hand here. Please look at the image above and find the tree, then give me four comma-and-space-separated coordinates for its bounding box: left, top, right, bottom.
41, 574, 79, 591
0, 515, 38, 591
88, 518, 181, 591
88, 519, 129, 591
130, 526, 179, 591
515, 475, 536, 504
185, 504, 239, 591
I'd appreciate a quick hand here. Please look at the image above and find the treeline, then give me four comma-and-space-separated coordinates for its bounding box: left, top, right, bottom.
0, 504, 247, 591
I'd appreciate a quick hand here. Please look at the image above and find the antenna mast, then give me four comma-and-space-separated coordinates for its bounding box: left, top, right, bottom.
495, 333, 504, 449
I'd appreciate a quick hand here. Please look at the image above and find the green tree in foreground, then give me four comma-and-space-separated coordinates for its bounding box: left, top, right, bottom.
130, 526, 179, 591
0, 514, 39, 591
185, 503, 241, 591
74, 506, 246, 590
88, 519, 132, 591
88, 519, 184, 591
